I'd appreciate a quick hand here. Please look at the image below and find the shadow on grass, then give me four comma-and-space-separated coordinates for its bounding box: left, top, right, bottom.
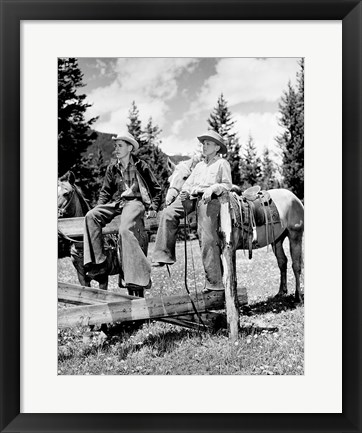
141, 329, 199, 356
106, 322, 200, 358
247, 294, 298, 315
239, 323, 279, 337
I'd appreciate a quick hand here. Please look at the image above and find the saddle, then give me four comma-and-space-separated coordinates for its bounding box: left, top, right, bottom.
229, 186, 280, 259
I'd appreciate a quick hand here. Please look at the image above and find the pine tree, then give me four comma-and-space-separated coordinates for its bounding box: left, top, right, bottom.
127, 101, 142, 142
207, 94, 242, 185
260, 147, 278, 190
276, 59, 304, 199
126, 104, 170, 206
138, 118, 170, 205
71, 147, 107, 207
58, 58, 98, 175
137, 117, 162, 162
241, 135, 262, 188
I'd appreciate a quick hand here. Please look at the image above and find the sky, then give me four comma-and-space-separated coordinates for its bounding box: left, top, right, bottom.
77, 57, 301, 160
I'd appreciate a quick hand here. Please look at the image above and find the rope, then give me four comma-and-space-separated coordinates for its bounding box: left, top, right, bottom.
182, 200, 207, 331
186, 213, 198, 294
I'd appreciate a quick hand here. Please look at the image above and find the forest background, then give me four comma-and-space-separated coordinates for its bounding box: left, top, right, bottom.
58, 57, 304, 207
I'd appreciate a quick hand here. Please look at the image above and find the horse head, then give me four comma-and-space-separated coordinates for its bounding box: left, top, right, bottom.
58, 171, 89, 218
165, 153, 202, 206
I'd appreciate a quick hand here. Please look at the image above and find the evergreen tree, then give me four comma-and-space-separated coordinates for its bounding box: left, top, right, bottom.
241, 135, 262, 188
58, 58, 98, 175
276, 59, 304, 199
260, 147, 278, 190
127, 101, 142, 142
71, 147, 107, 207
126, 103, 170, 206
207, 94, 242, 185
138, 117, 170, 205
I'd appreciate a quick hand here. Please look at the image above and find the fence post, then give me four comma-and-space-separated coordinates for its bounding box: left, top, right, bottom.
219, 193, 239, 341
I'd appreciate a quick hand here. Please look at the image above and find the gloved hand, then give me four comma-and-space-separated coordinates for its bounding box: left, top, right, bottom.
202, 187, 214, 204
180, 190, 190, 202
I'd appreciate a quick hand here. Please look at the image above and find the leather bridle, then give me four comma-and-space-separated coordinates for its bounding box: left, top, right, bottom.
58, 185, 75, 218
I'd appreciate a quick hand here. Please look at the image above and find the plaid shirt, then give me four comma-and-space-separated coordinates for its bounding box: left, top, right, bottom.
97, 155, 161, 210
118, 157, 142, 198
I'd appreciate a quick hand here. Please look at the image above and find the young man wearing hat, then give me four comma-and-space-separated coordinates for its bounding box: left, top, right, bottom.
152, 130, 232, 292
83, 131, 161, 296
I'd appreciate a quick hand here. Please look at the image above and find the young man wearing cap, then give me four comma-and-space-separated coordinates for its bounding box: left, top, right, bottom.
152, 130, 232, 292
83, 131, 161, 296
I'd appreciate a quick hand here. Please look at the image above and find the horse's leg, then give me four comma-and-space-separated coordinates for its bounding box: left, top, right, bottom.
272, 231, 288, 297
288, 229, 304, 303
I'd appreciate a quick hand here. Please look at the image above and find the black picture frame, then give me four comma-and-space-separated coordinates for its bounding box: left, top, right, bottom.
1, 1, 361, 432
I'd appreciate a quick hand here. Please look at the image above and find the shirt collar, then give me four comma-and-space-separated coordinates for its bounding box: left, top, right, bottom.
118, 155, 134, 170
204, 154, 220, 165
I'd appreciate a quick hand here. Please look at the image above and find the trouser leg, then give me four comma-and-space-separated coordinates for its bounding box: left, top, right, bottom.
197, 198, 223, 289
119, 200, 150, 287
152, 196, 194, 264
83, 203, 120, 266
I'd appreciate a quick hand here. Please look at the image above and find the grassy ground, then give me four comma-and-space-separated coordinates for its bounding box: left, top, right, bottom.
58, 239, 304, 375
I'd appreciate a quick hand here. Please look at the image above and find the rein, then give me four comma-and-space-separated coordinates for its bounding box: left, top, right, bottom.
168, 186, 180, 194
182, 199, 206, 331
58, 184, 86, 244
58, 187, 75, 218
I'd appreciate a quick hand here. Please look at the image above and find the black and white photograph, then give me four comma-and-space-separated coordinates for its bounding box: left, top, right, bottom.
3, 2, 361, 429
57, 57, 305, 376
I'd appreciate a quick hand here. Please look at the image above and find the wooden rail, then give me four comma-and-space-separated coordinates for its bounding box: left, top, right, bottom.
58, 212, 196, 238
58, 283, 247, 329
58, 282, 241, 332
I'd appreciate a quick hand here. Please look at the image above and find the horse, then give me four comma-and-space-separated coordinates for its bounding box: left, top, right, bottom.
58, 171, 119, 291
166, 158, 304, 303
165, 153, 202, 206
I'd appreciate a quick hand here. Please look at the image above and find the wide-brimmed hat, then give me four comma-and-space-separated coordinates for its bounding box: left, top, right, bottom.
112, 131, 139, 151
197, 130, 227, 155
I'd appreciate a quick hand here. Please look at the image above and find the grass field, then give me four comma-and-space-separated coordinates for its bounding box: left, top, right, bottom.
58, 239, 304, 375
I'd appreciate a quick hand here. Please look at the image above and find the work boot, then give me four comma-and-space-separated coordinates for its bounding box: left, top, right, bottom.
126, 280, 152, 298
86, 259, 108, 279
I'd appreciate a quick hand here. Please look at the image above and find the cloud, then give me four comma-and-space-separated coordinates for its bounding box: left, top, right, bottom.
160, 135, 201, 156
170, 119, 185, 135
163, 112, 284, 162
85, 58, 199, 133
190, 58, 300, 113
94, 100, 169, 135
233, 112, 284, 162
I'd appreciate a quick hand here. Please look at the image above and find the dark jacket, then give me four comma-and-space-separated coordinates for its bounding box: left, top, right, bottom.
97, 156, 162, 211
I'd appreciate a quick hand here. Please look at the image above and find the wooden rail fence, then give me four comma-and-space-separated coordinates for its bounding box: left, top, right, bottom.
58, 195, 244, 339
